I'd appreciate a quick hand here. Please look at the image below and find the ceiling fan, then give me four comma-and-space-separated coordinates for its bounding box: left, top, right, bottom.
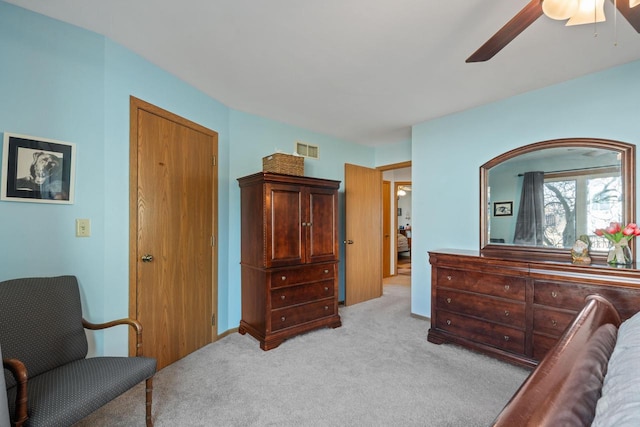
467, 0, 640, 62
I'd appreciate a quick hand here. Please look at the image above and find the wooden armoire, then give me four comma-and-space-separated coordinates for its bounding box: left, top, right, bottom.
238, 172, 342, 350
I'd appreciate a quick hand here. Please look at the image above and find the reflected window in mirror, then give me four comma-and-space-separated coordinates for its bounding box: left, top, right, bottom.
543, 168, 622, 250
481, 139, 635, 263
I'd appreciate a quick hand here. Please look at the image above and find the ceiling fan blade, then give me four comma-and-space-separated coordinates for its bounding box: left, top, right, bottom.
612, 0, 640, 32
466, 0, 543, 63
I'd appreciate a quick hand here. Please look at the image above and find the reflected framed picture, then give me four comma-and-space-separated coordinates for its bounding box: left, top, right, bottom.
493, 201, 513, 217
1, 133, 76, 204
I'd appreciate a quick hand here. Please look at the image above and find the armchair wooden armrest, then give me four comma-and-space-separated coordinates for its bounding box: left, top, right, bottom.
3, 358, 28, 427
82, 318, 144, 357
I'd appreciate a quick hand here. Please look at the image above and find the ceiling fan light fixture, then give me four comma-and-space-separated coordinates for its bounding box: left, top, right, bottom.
566, 0, 606, 26
543, 0, 579, 20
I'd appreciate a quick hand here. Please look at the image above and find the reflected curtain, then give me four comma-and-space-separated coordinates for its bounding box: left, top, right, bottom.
513, 171, 545, 246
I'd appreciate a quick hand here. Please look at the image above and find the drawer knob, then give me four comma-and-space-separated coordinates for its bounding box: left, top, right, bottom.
504, 285, 510, 291
324, 286, 329, 291
281, 316, 286, 322
280, 295, 286, 300
551, 319, 558, 327
324, 269, 329, 274
446, 319, 451, 325
446, 275, 452, 281
504, 336, 510, 341
551, 291, 558, 298
281, 276, 286, 281
446, 298, 451, 304
324, 306, 329, 310
504, 310, 510, 317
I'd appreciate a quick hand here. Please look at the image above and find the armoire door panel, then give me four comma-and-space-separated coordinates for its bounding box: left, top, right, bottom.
308, 188, 338, 263
267, 185, 305, 266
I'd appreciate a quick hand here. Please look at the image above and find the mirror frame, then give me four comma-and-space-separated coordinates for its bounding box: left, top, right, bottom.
480, 138, 636, 263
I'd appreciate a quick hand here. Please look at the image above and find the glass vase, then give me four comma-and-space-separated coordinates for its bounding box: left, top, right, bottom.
607, 242, 633, 266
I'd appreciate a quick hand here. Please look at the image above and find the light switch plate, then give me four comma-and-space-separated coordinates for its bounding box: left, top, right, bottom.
76, 218, 91, 237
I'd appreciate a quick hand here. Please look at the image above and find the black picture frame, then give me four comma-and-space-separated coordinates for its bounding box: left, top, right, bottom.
493, 201, 513, 217
1, 133, 76, 204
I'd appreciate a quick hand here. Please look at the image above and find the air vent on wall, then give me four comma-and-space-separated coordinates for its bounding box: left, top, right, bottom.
295, 141, 319, 159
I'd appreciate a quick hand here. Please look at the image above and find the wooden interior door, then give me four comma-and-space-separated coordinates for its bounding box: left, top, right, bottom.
344, 163, 382, 306
382, 180, 391, 277
130, 97, 218, 370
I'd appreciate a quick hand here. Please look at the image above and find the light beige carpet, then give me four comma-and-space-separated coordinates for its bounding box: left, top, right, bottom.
74, 285, 529, 427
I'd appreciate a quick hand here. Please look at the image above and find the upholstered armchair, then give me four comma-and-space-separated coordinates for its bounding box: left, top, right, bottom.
0, 276, 156, 427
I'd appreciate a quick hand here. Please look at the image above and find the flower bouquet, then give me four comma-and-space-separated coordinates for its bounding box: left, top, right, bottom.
594, 222, 640, 265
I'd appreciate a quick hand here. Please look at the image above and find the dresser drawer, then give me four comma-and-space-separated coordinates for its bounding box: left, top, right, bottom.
533, 333, 560, 360
270, 263, 335, 289
435, 310, 524, 354
534, 280, 640, 320
436, 289, 525, 328
271, 298, 335, 332
533, 306, 577, 337
271, 280, 334, 309
436, 268, 525, 301
533, 281, 600, 310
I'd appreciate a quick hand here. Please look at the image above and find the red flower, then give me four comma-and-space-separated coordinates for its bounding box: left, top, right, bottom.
594, 222, 640, 244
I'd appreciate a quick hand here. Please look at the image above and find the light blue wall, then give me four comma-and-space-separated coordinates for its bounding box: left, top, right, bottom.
412, 60, 640, 318
228, 110, 373, 305
0, 3, 108, 353
0, 1, 376, 356
375, 139, 411, 166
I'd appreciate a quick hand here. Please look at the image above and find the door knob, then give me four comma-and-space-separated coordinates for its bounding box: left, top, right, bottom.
141, 254, 154, 262
343, 240, 354, 244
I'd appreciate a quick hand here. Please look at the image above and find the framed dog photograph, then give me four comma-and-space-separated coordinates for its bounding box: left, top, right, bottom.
1, 133, 76, 204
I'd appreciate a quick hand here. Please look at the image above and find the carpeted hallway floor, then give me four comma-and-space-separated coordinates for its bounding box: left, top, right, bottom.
397, 256, 411, 276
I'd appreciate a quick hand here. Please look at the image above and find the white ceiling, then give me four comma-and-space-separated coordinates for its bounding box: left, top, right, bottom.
6, 0, 640, 146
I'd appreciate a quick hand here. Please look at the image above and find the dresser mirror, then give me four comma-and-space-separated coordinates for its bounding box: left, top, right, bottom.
480, 138, 636, 262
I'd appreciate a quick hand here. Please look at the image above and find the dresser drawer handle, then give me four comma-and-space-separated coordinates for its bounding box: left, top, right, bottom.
280, 295, 286, 300
504, 336, 510, 341
504, 310, 510, 317
446, 275, 452, 281
324, 306, 329, 310
446, 298, 451, 304
551, 319, 558, 327
446, 319, 451, 325
551, 291, 558, 298
504, 285, 510, 291
324, 269, 329, 274
281, 316, 286, 322
281, 276, 286, 281
324, 286, 329, 291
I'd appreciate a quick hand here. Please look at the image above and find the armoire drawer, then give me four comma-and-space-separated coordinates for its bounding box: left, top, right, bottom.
436, 268, 525, 301
533, 306, 577, 337
435, 310, 525, 354
271, 298, 335, 332
436, 289, 525, 328
271, 280, 334, 309
270, 263, 335, 289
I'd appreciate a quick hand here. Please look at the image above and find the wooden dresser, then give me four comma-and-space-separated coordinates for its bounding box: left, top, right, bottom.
428, 249, 640, 368
238, 172, 341, 350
